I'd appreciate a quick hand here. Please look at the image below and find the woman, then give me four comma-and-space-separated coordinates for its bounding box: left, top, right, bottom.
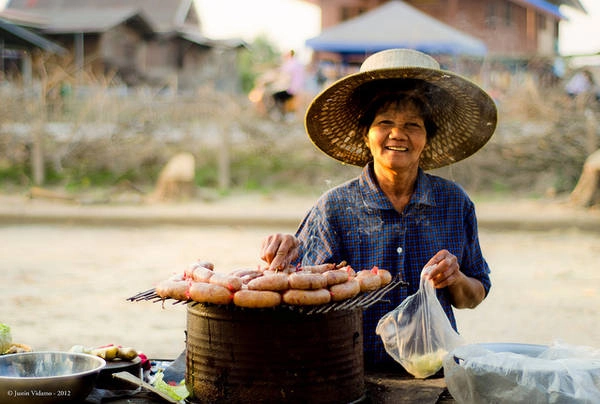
261, 49, 497, 369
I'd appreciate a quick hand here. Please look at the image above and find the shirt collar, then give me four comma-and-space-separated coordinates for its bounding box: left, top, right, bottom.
358, 163, 436, 210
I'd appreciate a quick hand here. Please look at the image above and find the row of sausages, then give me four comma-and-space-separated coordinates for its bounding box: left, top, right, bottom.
154, 261, 392, 308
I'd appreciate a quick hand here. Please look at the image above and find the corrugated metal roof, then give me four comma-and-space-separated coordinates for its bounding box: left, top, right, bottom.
178, 29, 246, 49
556, 0, 587, 13
306, 1, 487, 56
35, 8, 154, 34
0, 16, 66, 53
5, 0, 196, 33
2, 5, 220, 51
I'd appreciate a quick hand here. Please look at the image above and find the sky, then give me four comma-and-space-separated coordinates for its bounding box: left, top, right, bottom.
0, 0, 598, 59
194, 0, 320, 63
559, 0, 600, 56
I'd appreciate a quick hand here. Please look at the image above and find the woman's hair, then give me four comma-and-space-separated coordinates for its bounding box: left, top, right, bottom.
354, 79, 438, 140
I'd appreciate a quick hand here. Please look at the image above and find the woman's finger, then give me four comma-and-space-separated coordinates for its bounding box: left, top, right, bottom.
260, 234, 283, 263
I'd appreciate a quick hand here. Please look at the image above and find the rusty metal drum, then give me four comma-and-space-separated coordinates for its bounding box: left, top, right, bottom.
185, 303, 365, 403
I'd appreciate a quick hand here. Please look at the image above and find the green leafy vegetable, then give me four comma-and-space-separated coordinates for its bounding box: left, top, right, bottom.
0, 323, 12, 354
152, 372, 189, 402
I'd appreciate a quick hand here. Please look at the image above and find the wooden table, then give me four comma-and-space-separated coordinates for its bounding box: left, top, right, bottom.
365, 372, 455, 403
86, 370, 455, 403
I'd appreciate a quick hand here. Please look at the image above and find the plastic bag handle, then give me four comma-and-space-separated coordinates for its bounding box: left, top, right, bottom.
452, 355, 465, 366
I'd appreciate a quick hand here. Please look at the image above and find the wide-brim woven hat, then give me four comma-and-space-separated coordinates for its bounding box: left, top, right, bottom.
305, 48, 498, 170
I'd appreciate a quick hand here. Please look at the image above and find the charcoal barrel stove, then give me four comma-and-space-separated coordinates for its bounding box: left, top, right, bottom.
185, 303, 365, 403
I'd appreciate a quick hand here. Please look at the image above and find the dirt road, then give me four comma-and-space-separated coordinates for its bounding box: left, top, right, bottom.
1, 195, 599, 358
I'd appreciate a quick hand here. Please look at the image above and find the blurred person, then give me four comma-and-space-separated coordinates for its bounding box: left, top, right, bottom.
565, 69, 596, 97
271, 50, 305, 119
565, 69, 600, 111
260, 48, 497, 370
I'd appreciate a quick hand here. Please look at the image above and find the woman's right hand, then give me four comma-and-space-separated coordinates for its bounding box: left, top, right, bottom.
260, 233, 299, 271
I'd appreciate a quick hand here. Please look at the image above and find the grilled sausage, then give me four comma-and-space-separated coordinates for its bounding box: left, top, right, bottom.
195, 260, 215, 271
209, 272, 243, 292
188, 282, 233, 305
299, 263, 336, 274
264, 266, 298, 275
288, 271, 328, 290
233, 290, 282, 308
323, 269, 350, 286
155, 278, 190, 301
376, 268, 392, 286
283, 288, 331, 306
340, 265, 356, 277
247, 272, 289, 291
227, 268, 264, 284
329, 278, 361, 301
185, 265, 214, 283
356, 269, 382, 292
228, 268, 261, 277
239, 271, 264, 284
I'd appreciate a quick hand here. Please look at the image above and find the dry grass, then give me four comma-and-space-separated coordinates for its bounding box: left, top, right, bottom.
0, 68, 598, 201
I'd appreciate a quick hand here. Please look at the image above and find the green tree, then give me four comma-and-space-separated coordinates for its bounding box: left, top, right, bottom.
237, 35, 280, 93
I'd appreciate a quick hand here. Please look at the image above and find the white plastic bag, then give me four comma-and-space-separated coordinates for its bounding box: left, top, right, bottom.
375, 265, 464, 378
443, 341, 600, 403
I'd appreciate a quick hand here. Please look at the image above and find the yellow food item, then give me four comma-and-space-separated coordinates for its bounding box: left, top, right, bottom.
89, 345, 119, 360
405, 349, 447, 379
117, 347, 139, 360
4, 343, 32, 354
70, 344, 138, 361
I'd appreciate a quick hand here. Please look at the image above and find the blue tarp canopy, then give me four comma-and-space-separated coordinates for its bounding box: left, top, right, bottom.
305, 1, 487, 57
516, 0, 564, 19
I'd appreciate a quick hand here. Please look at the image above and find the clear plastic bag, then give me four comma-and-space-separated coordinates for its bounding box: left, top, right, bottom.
375, 265, 464, 378
443, 341, 600, 403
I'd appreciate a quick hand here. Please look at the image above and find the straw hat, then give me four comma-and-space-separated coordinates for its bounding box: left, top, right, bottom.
305, 49, 497, 170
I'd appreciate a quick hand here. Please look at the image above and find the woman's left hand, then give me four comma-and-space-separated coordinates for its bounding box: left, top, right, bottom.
424, 249, 486, 309
423, 249, 463, 289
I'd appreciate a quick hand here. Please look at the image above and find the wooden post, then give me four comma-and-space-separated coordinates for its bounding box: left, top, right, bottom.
31, 53, 48, 186
585, 109, 598, 155
31, 121, 45, 186
569, 148, 600, 207
218, 124, 231, 192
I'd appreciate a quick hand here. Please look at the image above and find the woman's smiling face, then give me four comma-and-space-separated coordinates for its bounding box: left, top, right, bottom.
365, 99, 428, 172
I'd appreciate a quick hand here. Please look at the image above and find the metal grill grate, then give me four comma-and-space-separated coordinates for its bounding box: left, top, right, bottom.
127, 275, 407, 314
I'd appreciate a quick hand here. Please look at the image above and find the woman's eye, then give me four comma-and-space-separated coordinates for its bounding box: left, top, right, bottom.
375, 120, 394, 127
372, 119, 424, 131
405, 122, 423, 130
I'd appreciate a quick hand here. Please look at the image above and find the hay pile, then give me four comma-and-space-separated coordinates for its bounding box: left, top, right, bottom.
0, 82, 598, 203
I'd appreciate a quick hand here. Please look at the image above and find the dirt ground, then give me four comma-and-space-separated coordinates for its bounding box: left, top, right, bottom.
1, 195, 599, 359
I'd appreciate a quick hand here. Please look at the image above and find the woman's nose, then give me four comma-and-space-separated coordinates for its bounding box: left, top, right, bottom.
389, 126, 407, 139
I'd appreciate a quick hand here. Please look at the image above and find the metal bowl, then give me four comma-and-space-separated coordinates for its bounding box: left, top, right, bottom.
0, 351, 106, 403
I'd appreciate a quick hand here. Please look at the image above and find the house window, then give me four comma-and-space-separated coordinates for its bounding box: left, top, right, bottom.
486, 0, 497, 28
409, 0, 442, 4
340, 6, 368, 22
340, 7, 352, 21
538, 13, 546, 30
123, 42, 136, 60
505, 2, 513, 26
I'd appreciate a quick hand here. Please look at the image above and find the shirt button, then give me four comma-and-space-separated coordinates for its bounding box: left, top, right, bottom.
396, 247, 403, 254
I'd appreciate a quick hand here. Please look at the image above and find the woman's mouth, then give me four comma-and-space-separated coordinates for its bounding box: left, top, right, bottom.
385, 146, 408, 152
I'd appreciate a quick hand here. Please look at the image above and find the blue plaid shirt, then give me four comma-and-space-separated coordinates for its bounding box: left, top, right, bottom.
295, 163, 491, 368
